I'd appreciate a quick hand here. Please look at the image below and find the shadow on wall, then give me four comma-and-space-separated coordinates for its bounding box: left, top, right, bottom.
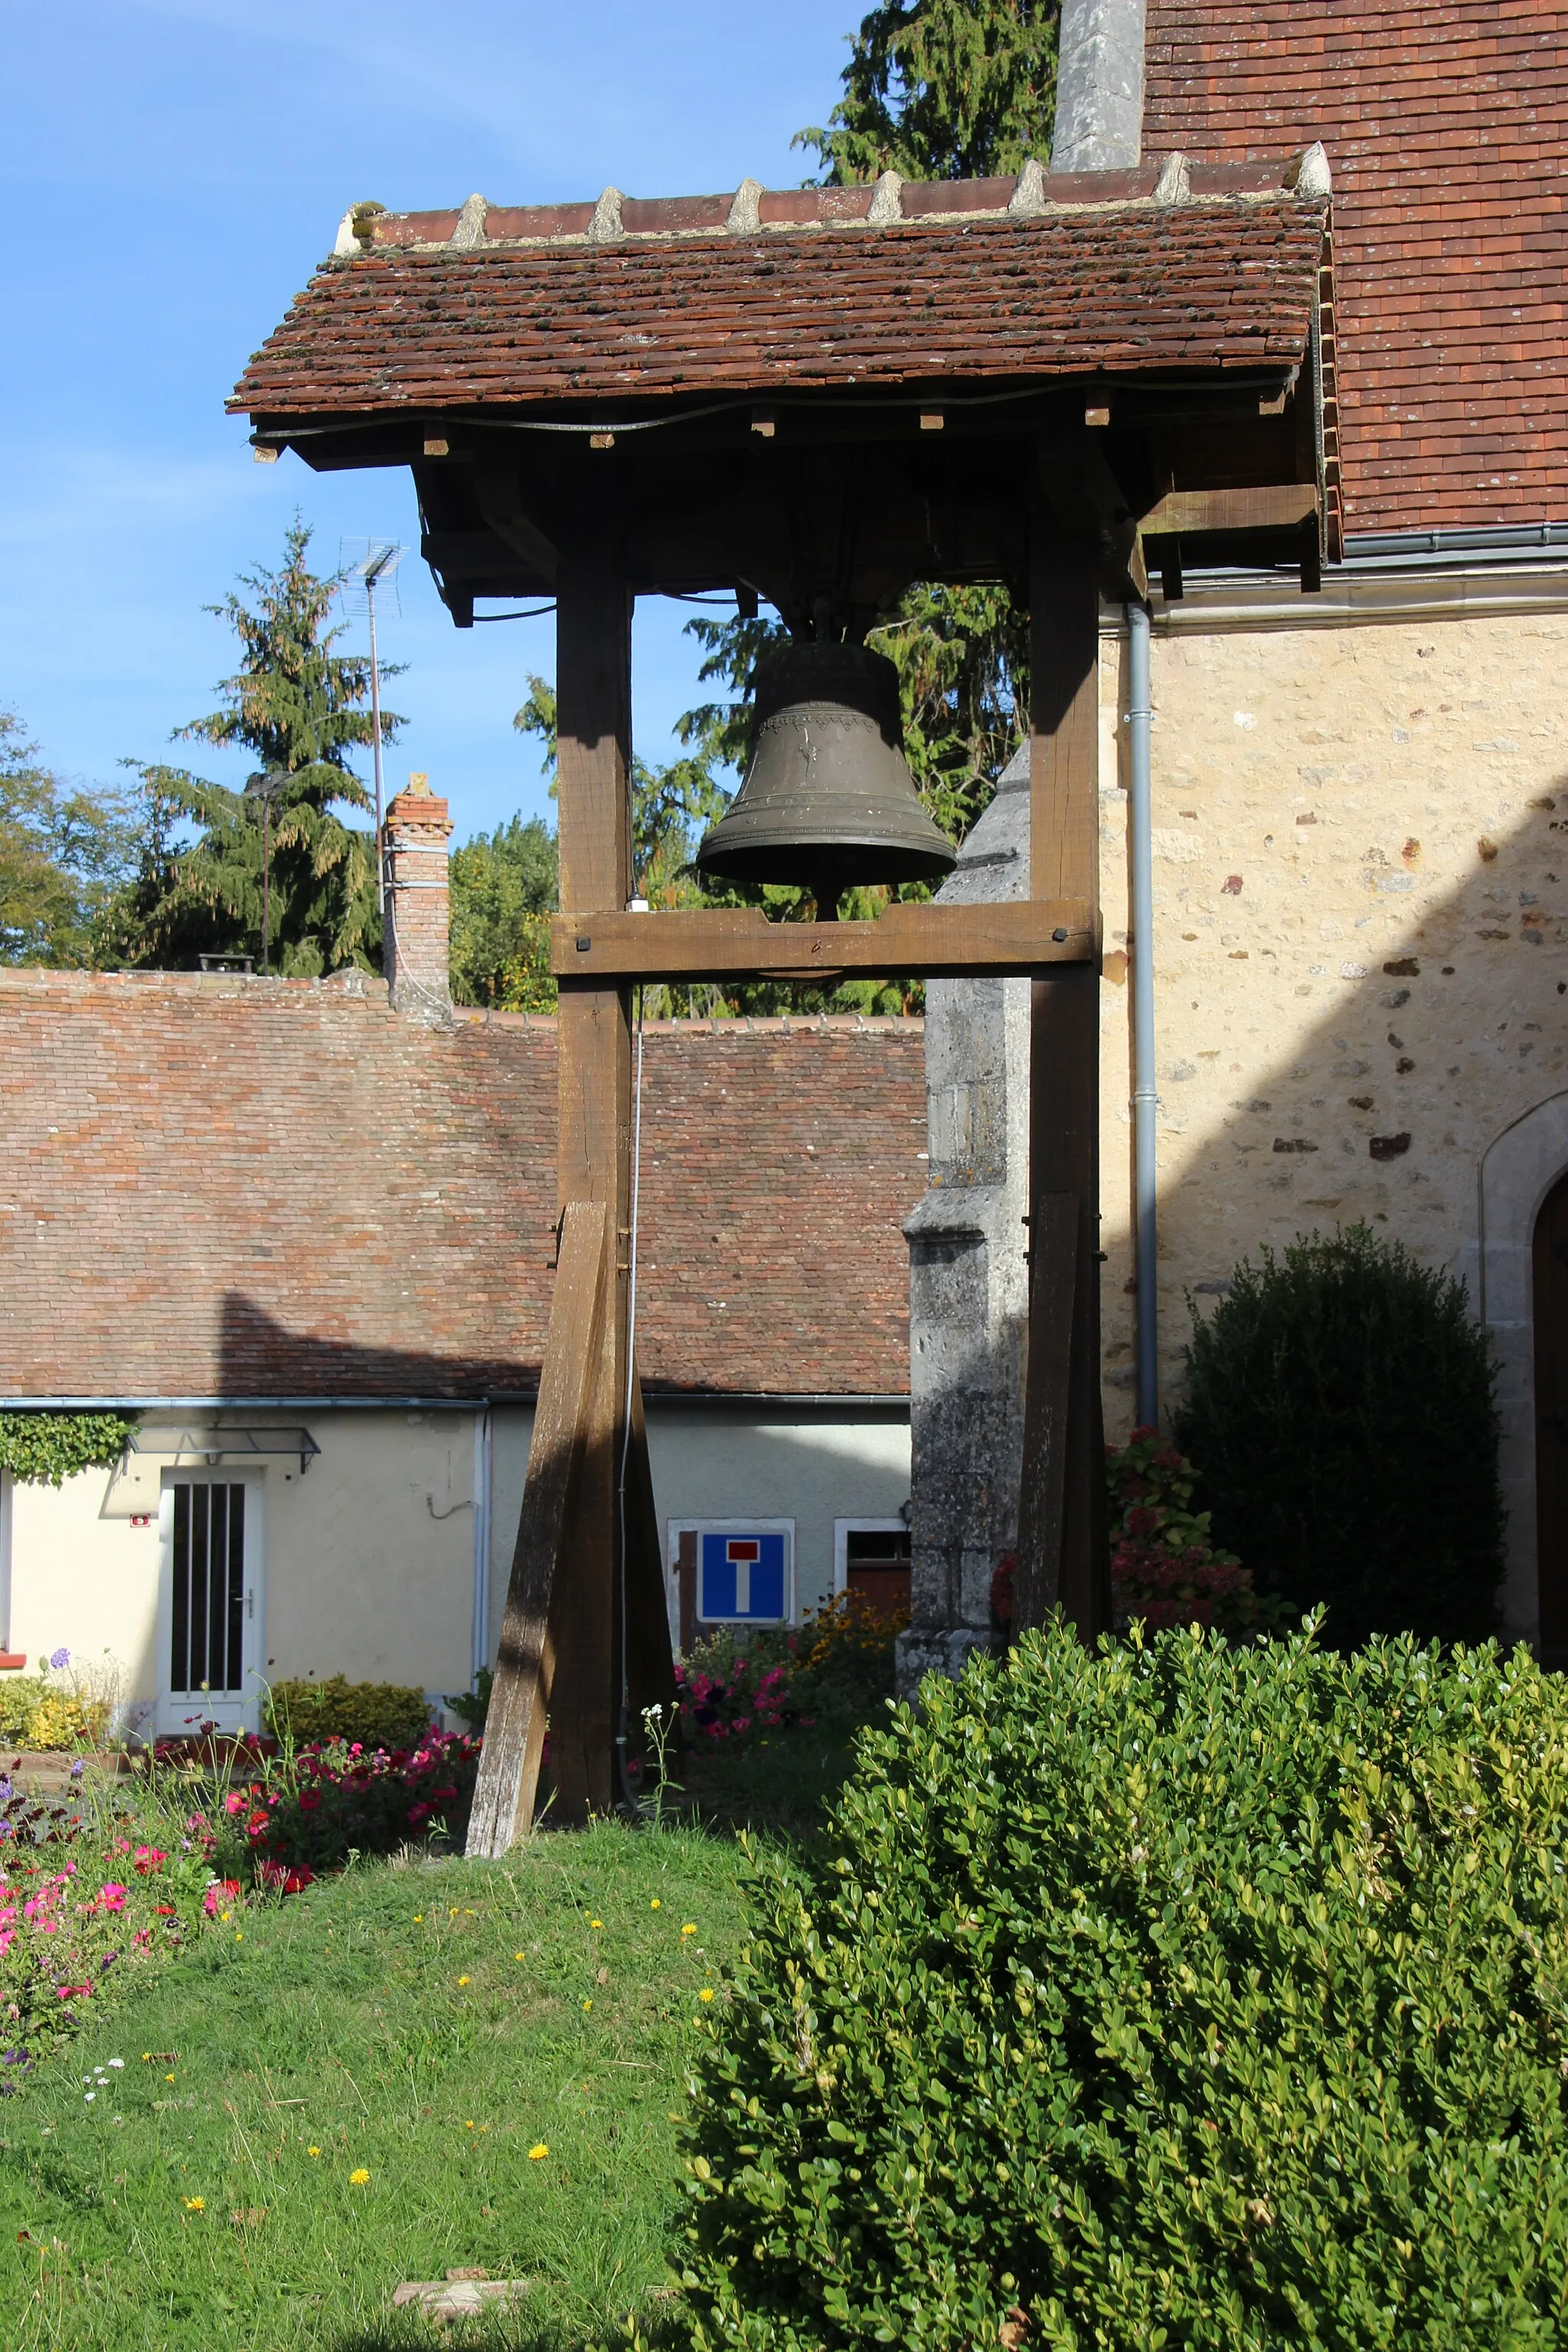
1101, 691, 1568, 1641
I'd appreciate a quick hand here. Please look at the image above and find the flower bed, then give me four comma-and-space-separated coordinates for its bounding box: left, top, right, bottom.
0, 1775, 227, 2076
0, 1646, 122, 1751
225, 1729, 481, 1877
675, 1590, 905, 1754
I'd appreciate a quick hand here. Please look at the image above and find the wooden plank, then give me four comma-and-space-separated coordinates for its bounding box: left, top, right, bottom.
1022, 508, 1110, 1643
472, 470, 560, 586
465, 1201, 609, 1857
545, 1299, 619, 1819
548, 525, 635, 1824
1013, 1194, 1076, 1628
1038, 423, 1147, 602
1138, 482, 1320, 537
550, 899, 1097, 983
1030, 534, 1101, 909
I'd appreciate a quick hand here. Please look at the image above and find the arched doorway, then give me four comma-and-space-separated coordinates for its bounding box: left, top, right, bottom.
1533, 1167, 1568, 1668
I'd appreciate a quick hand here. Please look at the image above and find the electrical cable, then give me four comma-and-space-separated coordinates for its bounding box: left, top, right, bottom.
614, 984, 647, 1811
256, 371, 1269, 458
471, 604, 557, 621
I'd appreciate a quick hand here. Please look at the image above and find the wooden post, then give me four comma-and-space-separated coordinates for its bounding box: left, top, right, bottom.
465, 1202, 609, 1855
550, 527, 634, 1820
1016, 515, 1110, 1639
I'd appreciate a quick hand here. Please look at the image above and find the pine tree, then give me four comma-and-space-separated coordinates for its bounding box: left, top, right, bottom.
106, 520, 400, 976
797, 0, 1060, 182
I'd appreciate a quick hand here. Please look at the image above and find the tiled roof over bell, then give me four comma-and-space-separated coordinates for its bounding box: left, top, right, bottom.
230, 162, 1329, 418
0, 970, 924, 1403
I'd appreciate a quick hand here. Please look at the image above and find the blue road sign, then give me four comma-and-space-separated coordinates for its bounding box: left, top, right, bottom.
697, 1530, 789, 1623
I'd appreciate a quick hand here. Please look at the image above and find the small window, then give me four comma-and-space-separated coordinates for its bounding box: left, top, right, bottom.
666, 1520, 795, 1649
835, 1518, 912, 1621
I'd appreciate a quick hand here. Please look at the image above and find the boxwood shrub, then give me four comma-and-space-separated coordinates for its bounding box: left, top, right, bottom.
263, 1674, 430, 1753
678, 1622, 1568, 2349
1176, 1224, 1504, 1647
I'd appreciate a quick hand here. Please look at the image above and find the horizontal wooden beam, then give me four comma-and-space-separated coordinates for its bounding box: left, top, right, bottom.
1138, 482, 1320, 537
550, 899, 1098, 984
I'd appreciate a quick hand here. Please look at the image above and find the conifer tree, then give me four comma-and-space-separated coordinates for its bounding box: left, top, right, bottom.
106, 520, 400, 975
797, 0, 1060, 181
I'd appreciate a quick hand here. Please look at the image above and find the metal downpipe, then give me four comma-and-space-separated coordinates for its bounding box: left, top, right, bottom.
1127, 603, 1159, 1429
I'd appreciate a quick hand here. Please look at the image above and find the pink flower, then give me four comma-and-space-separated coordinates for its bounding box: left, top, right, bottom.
297, 1791, 322, 1813
99, 1883, 128, 1913
224, 1792, 246, 1816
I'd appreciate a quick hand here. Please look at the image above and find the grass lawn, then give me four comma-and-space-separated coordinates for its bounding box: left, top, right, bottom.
0, 1823, 755, 2352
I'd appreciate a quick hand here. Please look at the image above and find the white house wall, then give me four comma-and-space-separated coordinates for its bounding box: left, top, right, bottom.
3, 1401, 911, 1735
484, 1403, 911, 1661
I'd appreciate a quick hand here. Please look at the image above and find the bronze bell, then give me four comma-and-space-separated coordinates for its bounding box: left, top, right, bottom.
692, 642, 956, 916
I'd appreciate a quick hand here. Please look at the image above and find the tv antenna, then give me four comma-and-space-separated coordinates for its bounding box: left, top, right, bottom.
339, 539, 403, 916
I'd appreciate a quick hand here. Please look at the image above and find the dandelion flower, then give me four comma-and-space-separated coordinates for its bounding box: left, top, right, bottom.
514, 1951, 525, 1962
681, 1923, 697, 1937
528, 2143, 549, 2161
307, 2146, 321, 2158
413, 1914, 423, 1924
700, 1988, 715, 2003
457, 1975, 470, 1986
590, 1919, 603, 1930
582, 1998, 593, 2011
465, 2120, 475, 2130
165, 2073, 175, 2082
184, 2197, 205, 2212
650, 1898, 661, 1910
349, 2167, 370, 2185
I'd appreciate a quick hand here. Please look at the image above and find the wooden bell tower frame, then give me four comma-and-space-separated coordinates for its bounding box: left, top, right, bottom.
235, 166, 1335, 1844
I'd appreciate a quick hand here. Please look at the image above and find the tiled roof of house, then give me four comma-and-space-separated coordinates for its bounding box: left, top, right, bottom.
0, 972, 924, 1402
230, 168, 1328, 417
1145, 0, 1568, 534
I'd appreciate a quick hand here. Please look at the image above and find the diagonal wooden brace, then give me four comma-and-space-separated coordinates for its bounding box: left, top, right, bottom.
465, 1200, 610, 1857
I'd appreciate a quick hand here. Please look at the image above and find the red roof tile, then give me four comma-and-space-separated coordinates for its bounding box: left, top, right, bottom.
230, 191, 1328, 419
0, 972, 923, 1402
1145, 0, 1568, 532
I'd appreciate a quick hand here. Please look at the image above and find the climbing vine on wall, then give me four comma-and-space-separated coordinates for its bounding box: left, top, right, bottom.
0, 1413, 139, 1487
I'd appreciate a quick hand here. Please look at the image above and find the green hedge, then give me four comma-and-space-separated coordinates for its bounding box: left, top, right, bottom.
1176, 1223, 1504, 1647
0, 1411, 137, 1486
678, 1622, 1568, 2348
263, 1674, 431, 1753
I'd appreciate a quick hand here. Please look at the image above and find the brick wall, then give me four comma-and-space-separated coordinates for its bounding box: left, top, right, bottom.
0, 970, 925, 1400
1145, 0, 1568, 532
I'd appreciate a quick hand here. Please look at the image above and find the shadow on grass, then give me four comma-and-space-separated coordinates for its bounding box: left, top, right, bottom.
674, 1717, 867, 1851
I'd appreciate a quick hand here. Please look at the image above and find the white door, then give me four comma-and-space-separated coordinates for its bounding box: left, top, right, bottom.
158, 1475, 263, 1736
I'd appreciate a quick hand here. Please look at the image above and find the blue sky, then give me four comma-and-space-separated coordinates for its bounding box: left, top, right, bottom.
0, 0, 861, 841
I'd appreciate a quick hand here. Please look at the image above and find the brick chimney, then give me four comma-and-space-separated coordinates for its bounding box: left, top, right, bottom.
383, 773, 453, 1022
